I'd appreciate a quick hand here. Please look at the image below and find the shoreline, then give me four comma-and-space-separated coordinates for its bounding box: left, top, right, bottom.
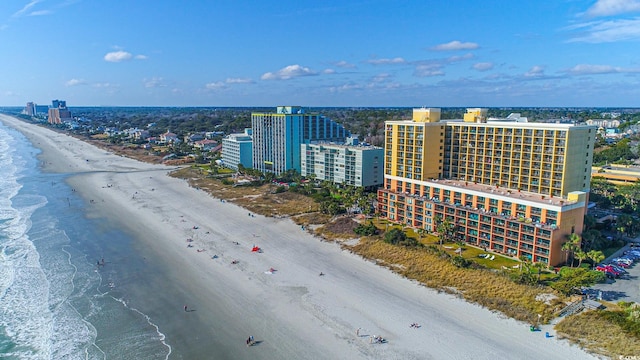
0, 114, 600, 359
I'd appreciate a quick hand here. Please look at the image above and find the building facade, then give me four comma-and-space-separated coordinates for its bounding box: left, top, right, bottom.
47, 99, 72, 125
221, 128, 253, 171
300, 142, 384, 187
23, 102, 35, 116
251, 106, 350, 174
377, 108, 596, 266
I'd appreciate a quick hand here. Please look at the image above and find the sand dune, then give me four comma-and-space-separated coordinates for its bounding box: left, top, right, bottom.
1, 114, 599, 359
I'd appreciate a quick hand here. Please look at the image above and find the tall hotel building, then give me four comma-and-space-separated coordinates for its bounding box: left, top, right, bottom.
251, 106, 350, 174
378, 108, 596, 266
47, 99, 72, 125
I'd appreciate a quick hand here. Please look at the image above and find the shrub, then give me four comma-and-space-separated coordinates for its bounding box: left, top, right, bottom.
354, 221, 378, 236
451, 255, 470, 268
383, 228, 417, 246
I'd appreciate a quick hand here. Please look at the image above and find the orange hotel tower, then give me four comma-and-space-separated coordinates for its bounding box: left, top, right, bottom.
377, 108, 597, 266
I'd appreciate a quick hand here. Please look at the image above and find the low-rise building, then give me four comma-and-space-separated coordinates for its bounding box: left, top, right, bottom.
300, 141, 384, 187
222, 128, 253, 171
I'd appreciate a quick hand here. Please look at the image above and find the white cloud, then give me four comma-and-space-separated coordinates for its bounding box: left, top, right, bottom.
4, 91, 19, 97
334, 60, 356, 68
567, 17, 640, 42
566, 63, 640, 74
225, 77, 253, 84
328, 83, 363, 93
12, 0, 41, 17
134, 54, 148, 60
104, 50, 133, 62
322, 69, 336, 74
92, 82, 114, 88
366, 57, 405, 65
143, 77, 166, 88
261, 64, 317, 80
28, 10, 51, 16
447, 53, 474, 63
473, 62, 494, 71
414, 64, 445, 77
0, 24, 8, 31
205, 81, 225, 90
430, 40, 479, 51
585, 0, 640, 17
524, 65, 545, 77
65, 78, 86, 86
372, 73, 391, 82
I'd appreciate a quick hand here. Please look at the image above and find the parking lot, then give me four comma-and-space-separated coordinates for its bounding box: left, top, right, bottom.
588, 242, 640, 303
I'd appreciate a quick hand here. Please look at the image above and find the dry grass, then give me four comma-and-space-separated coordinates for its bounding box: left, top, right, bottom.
347, 237, 563, 324
169, 167, 319, 219
556, 310, 640, 357
315, 216, 361, 241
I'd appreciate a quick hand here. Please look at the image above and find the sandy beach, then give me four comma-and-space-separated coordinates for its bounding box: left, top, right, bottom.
0, 114, 600, 359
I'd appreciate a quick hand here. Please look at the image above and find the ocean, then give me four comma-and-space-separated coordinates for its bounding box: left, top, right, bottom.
0, 120, 172, 359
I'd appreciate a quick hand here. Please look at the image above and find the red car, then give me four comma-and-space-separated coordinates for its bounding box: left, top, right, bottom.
596, 265, 621, 278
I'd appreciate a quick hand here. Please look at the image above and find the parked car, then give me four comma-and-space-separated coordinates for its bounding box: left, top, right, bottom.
611, 260, 631, 268
608, 264, 628, 274
596, 265, 621, 278
612, 258, 633, 265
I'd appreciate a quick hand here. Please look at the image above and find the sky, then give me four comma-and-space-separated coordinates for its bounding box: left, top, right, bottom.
1, 0, 640, 107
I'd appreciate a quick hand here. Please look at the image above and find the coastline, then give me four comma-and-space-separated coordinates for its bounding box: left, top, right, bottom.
0, 114, 600, 359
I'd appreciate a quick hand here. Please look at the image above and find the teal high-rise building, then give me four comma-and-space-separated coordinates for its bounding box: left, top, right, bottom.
251, 106, 349, 174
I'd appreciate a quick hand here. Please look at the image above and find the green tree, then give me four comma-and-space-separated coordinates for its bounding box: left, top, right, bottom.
384, 228, 408, 245
435, 216, 454, 248
574, 250, 588, 268
551, 267, 606, 296
562, 233, 582, 267
353, 221, 378, 236
587, 250, 605, 269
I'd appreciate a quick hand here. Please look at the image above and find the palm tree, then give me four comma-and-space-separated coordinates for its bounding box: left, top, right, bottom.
562, 233, 582, 267
532, 262, 546, 282
587, 250, 605, 269
574, 250, 588, 268
435, 216, 453, 248
416, 228, 427, 244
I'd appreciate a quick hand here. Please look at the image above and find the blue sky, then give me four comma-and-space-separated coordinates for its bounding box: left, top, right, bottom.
1, 0, 640, 107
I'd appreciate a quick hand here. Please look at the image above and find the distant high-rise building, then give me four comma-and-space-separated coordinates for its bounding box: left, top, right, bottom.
48, 99, 72, 125
23, 102, 35, 116
378, 108, 596, 266
251, 106, 350, 174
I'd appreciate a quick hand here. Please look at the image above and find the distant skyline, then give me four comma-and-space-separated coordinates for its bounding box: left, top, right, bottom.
1, 0, 640, 107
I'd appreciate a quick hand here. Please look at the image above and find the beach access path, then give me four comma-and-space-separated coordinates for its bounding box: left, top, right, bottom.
0, 114, 600, 360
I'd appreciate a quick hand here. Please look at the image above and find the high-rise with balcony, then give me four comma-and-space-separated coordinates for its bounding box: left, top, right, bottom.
251, 106, 350, 174
47, 99, 72, 125
377, 108, 596, 266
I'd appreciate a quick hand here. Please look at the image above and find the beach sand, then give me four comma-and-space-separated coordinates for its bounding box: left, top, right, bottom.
1, 114, 600, 359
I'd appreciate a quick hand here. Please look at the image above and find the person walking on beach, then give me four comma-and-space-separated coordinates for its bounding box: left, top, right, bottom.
184, 304, 188, 312
356, 328, 360, 336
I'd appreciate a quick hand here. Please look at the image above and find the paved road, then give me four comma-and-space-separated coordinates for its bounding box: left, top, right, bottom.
589, 241, 640, 303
